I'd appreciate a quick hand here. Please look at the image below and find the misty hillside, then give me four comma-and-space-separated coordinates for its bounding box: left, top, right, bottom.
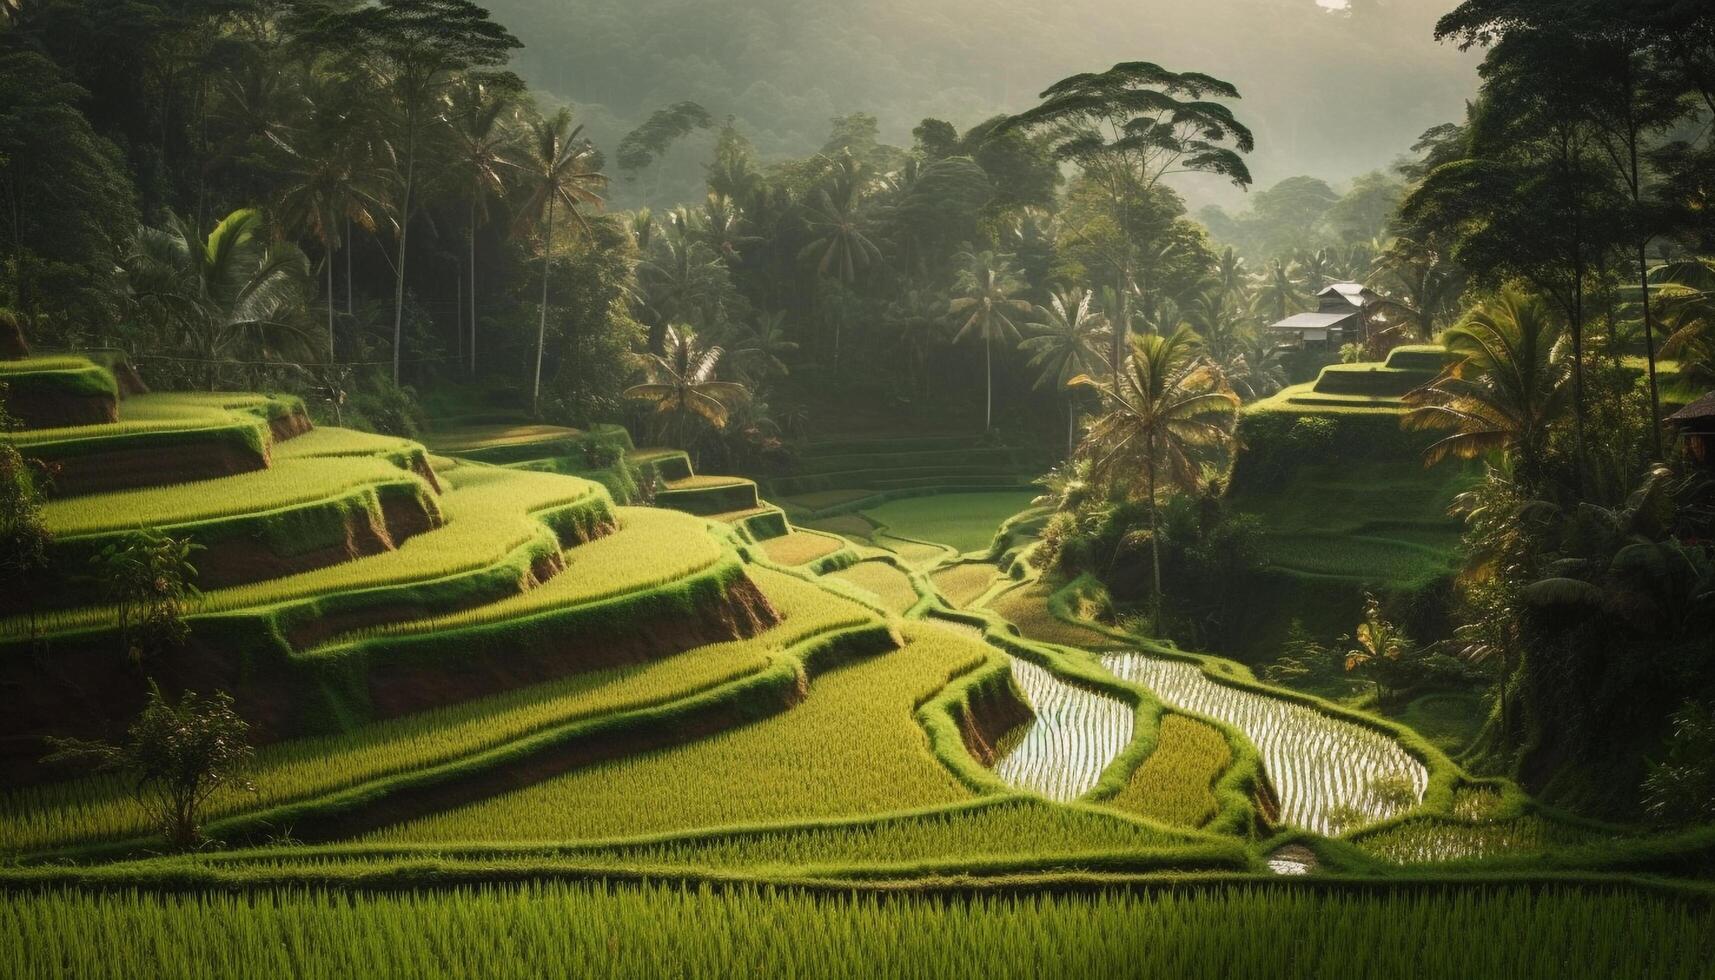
492, 0, 1479, 207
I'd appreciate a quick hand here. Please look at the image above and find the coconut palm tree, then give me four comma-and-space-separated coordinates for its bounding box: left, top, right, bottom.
1021, 288, 1110, 454
1227, 332, 1289, 402
268, 131, 382, 361
886, 289, 950, 401
509, 107, 606, 413
1071, 326, 1240, 631
446, 80, 520, 375
1402, 287, 1571, 490
950, 250, 1032, 432
1183, 289, 1252, 368
623, 325, 750, 449
1255, 258, 1305, 323
720, 310, 798, 385
1368, 235, 1467, 341
1295, 247, 1339, 293
1656, 258, 1715, 391
1212, 247, 1249, 302
637, 229, 733, 351
798, 180, 881, 368
124, 209, 315, 388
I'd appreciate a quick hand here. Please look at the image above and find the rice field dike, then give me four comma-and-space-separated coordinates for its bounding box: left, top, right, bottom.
1, 362, 1708, 979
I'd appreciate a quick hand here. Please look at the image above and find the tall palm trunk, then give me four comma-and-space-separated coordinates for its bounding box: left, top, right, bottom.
326, 246, 336, 359
1147, 431, 1162, 636
532, 193, 555, 414
984, 332, 993, 431
469, 199, 478, 376
1066, 398, 1076, 456
392, 107, 419, 384
1638, 241, 1663, 458
345, 217, 354, 319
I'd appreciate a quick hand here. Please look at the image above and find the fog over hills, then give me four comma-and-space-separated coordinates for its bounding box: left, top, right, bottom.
488, 0, 1481, 208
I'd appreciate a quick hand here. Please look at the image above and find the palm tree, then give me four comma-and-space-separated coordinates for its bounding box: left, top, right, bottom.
1183, 289, 1252, 368
446, 80, 519, 375
125, 209, 315, 388
1368, 235, 1467, 341
268, 133, 381, 361
950, 251, 1032, 432
720, 310, 798, 385
637, 229, 733, 351
1402, 288, 1571, 490
1657, 258, 1715, 391
1071, 326, 1240, 631
1212, 247, 1249, 302
886, 289, 950, 401
623, 325, 750, 449
509, 107, 606, 413
1255, 258, 1305, 323
1021, 288, 1110, 454
1295, 247, 1339, 293
798, 180, 881, 368
1227, 332, 1289, 402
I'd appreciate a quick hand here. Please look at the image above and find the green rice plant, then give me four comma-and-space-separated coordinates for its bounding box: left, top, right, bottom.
0, 356, 118, 401
655, 475, 761, 515
311, 505, 724, 647
1109, 713, 1232, 828
1102, 651, 1428, 835
930, 562, 998, 607
862, 491, 1037, 554
827, 560, 921, 614
369, 621, 987, 843
179, 796, 1214, 873
2, 882, 1710, 979
0, 567, 869, 853
758, 531, 845, 567
984, 582, 1115, 648
1355, 815, 1606, 865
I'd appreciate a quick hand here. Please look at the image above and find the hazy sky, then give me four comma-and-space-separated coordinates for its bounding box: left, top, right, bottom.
493, 0, 1483, 208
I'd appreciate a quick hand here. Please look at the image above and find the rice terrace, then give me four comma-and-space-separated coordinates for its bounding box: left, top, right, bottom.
2, 0, 1714, 975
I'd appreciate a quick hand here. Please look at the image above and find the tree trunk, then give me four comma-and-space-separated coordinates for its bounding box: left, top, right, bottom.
345, 217, 354, 319
326, 246, 336, 359
533, 193, 555, 414
469, 199, 478, 376
1638, 242, 1663, 458
1148, 436, 1162, 636
392, 109, 418, 385
984, 332, 993, 432
1114, 273, 1131, 392
1066, 397, 1076, 457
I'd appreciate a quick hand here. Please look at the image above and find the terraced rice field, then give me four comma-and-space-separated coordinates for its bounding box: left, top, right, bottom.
0, 568, 864, 854
41, 456, 430, 535
1102, 652, 1427, 834
992, 657, 1132, 802
930, 563, 998, 607
827, 560, 920, 613
3, 464, 605, 640
1108, 714, 1232, 828
1355, 816, 1606, 865
759, 530, 846, 566
862, 492, 1037, 554
370, 623, 985, 842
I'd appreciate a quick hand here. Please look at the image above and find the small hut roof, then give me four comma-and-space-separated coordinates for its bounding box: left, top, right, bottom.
1667, 392, 1715, 424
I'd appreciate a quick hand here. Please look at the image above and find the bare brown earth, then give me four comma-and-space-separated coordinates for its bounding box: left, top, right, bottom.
7, 389, 117, 429
36, 439, 270, 498
955, 673, 1036, 767
362, 571, 780, 721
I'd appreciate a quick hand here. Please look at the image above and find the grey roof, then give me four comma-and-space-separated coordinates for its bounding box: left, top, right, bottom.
1668, 391, 1715, 423
1267, 311, 1361, 331
1318, 282, 1380, 309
